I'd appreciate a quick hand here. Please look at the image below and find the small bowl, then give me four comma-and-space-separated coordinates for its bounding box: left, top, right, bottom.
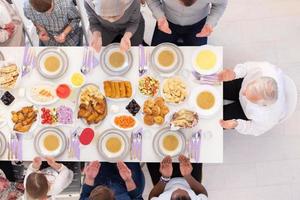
111, 113, 138, 132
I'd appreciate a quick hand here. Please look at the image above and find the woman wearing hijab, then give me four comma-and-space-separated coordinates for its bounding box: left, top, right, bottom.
0, 0, 25, 46
84, 0, 145, 52
146, 0, 228, 46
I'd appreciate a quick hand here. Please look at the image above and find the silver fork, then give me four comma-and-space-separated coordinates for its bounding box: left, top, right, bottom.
192, 71, 221, 85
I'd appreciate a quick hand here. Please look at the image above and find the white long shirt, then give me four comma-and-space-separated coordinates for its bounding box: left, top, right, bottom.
233, 62, 286, 136
24, 164, 74, 199
151, 178, 208, 200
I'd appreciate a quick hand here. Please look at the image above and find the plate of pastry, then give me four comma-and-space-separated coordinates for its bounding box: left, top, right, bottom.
161, 76, 188, 104
98, 129, 129, 161
0, 62, 21, 90
37, 48, 68, 79
102, 77, 134, 101
153, 128, 186, 158
34, 127, 67, 158
77, 84, 107, 126
142, 97, 170, 127
150, 43, 184, 77
100, 43, 133, 76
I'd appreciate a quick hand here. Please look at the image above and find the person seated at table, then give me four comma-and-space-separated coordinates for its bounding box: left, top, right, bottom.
0, 162, 25, 200
218, 62, 286, 136
148, 155, 208, 200
0, 0, 25, 46
23, 0, 83, 46
146, 0, 228, 46
80, 161, 145, 200
24, 156, 74, 199
84, 0, 145, 52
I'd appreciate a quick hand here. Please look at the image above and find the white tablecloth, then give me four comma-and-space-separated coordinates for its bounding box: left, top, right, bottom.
0, 46, 223, 163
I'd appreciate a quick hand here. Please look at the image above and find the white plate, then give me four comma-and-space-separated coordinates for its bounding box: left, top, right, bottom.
39, 101, 75, 127
0, 63, 22, 90
34, 127, 67, 158
98, 129, 129, 162
111, 113, 138, 132
25, 82, 58, 106
192, 45, 222, 75
150, 43, 184, 77
189, 85, 222, 118
100, 43, 133, 76
101, 77, 135, 101
153, 128, 186, 158
161, 77, 189, 105
76, 83, 107, 127
37, 48, 68, 79
7, 101, 39, 133
0, 131, 7, 158
138, 75, 160, 98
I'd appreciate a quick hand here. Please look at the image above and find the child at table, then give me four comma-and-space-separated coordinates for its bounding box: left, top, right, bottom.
23, 0, 83, 46
24, 156, 73, 199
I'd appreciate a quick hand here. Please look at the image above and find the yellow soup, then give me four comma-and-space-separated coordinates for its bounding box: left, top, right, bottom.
163, 134, 179, 151
71, 72, 85, 87
195, 50, 217, 70
197, 91, 215, 110
106, 137, 122, 153
109, 52, 125, 68
44, 56, 61, 73
158, 50, 175, 67
44, 134, 60, 151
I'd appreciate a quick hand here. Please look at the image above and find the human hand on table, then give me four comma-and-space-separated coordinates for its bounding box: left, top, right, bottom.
120, 32, 132, 52
196, 24, 213, 37
90, 31, 102, 53
32, 156, 42, 170
220, 119, 238, 129
84, 161, 101, 186
157, 17, 172, 34
218, 68, 236, 82
54, 32, 67, 44
179, 154, 193, 177
160, 156, 173, 178
117, 161, 132, 182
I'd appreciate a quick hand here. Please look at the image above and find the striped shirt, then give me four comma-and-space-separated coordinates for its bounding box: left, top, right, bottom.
24, 0, 82, 46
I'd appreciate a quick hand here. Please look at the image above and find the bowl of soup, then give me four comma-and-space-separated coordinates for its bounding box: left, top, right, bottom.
98, 129, 129, 161
34, 127, 67, 158
190, 85, 221, 118
37, 48, 68, 79
154, 48, 178, 72
106, 50, 128, 72
154, 128, 185, 158
192, 46, 221, 75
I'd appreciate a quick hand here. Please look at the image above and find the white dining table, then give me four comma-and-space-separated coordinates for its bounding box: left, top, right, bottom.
0, 46, 223, 163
